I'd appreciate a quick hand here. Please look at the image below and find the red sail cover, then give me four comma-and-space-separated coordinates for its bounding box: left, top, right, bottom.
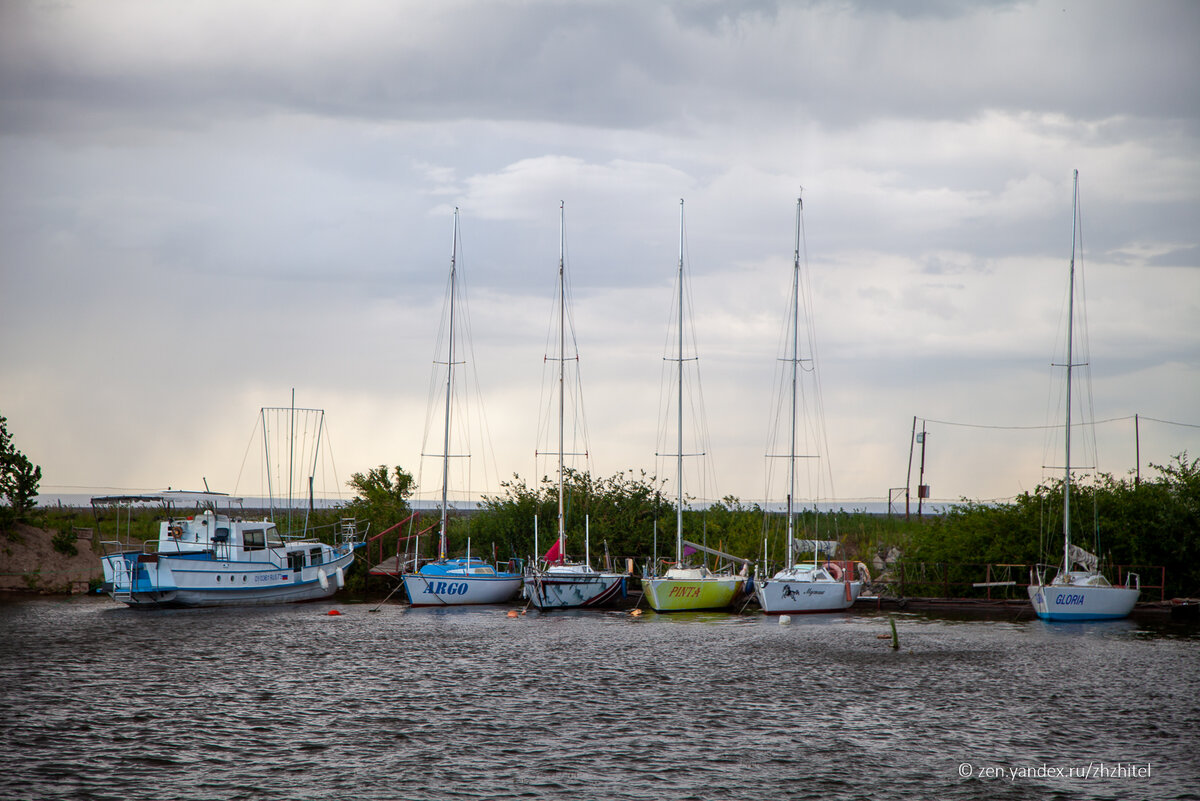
542, 539, 564, 564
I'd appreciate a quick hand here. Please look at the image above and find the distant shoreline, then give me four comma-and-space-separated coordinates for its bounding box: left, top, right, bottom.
36, 493, 938, 517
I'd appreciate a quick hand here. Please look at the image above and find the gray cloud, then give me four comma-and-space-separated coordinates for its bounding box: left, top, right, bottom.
4, 1, 1196, 137
1, 0, 1197, 505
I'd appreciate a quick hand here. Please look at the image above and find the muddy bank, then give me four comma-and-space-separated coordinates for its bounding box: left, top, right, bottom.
0, 523, 103, 594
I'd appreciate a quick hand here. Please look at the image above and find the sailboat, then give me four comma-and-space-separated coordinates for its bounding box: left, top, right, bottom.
754, 197, 863, 614
402, 208, 523, 607
523, 202, 627, 610
641, 200, 747, 612
1028, 171, 1139, 621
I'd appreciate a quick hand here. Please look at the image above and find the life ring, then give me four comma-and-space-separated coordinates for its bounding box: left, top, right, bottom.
826, 562, 843, 581
168, 526, 183, 538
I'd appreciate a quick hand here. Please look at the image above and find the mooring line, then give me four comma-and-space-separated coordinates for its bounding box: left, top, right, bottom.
368, 578, 406, 613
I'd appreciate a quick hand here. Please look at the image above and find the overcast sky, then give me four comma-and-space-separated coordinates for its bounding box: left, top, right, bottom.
2, 0, 1197, 512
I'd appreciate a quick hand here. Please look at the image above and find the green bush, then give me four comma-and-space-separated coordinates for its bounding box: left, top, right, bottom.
51, 527, 78, 557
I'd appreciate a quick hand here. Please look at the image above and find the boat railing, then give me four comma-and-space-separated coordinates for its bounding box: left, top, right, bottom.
109, 557, 134, 599
144, 538, 188, 555
885, 561, 1165, 602
101, 537, 169, 557
338, 517, 367, 547
99, 539, 139, 557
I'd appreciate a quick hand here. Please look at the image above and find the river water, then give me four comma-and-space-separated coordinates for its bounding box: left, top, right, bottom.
0, 596, 1196, 801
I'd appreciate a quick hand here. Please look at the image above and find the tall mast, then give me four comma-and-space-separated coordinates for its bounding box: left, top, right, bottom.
288, 388, 295, 534
676, 199, 685, 565
790, 197, 801, 569
440, 208, 459, 561
1062, 171, 1078, 572
262, 407, 274, 522
557, 201, 566, 556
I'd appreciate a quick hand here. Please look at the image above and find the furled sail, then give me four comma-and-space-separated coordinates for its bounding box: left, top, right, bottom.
792, 539, 841, 558
1068, 544, 1099, 572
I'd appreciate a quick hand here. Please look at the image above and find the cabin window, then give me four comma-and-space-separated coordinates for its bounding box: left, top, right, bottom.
243, 529, 265, 551
265, 527, 283, 548
288, 552, 304, 573
310, 548, 323, 567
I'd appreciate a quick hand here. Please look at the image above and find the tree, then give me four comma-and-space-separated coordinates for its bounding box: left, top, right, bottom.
467, 468, 669, 567
0, 415, 42, 528
343, 465, 416, 553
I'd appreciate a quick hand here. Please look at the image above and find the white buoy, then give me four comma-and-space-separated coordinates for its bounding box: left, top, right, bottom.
335, 566, 345, 589
318, 569, 329, 591
779, 615, 792, 625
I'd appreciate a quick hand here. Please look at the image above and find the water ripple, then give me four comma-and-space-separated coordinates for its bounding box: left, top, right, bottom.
0, 598, 1196, 800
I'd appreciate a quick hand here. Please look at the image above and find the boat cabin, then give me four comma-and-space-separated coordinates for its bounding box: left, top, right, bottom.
157, 511, 284, 553
153, 510, 333, 570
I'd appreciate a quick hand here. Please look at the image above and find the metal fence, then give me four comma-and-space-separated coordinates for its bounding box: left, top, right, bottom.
883, 562, 1166, 602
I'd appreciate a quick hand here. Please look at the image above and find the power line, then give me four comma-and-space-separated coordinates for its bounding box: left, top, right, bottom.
915, 414, 1200, 431
1139, 416, 1200, 430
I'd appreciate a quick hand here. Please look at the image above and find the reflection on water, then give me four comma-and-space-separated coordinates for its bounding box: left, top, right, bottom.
0, 597, 1196, 800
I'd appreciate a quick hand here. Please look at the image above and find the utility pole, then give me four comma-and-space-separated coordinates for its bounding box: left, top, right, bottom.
917, 421, 929, 518
1135, 413, 1141, 486
905, 416, 917, 520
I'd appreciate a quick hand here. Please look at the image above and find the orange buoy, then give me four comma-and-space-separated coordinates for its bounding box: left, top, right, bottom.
327, 610, 341, 616
506, 610, 519, 618
630, 609, 643, 617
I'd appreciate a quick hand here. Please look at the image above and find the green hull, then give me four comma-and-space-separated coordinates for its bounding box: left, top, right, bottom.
643, 574, 744, 611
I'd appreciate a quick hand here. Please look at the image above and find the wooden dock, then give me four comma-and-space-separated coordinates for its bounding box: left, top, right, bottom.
368, 555, 405, 577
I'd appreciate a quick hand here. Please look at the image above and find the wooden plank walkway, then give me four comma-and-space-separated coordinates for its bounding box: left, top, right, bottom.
368, 556, 404, 576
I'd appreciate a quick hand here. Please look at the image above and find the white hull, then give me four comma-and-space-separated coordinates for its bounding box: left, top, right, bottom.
756, 578, 862, 614
524, 566, 626, 609
101, 547, 354, 609
403, 572, 522, 607
1028, 573, 1139, 621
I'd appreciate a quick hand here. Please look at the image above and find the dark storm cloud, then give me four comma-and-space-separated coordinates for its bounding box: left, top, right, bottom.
3, 1, 1196, 139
